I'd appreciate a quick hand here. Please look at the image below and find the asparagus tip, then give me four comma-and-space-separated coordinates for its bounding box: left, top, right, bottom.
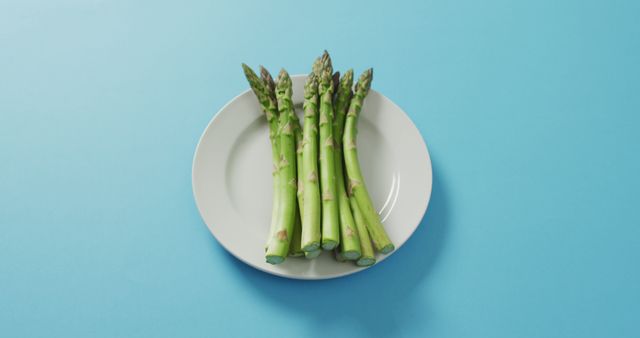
319, 68, 334, 95
241, 63, 256, 79
356, 68, 373, 95
276, 68, 290, 83
275, 69, 292, 96
260, 66, 276, 99
304, 72, 317, 89
312, 57, 322, 76
342, 69, 354, 89
344, 68, 354, 78
321, 51, 333, 74
332, 71, 340, 91
259, 65, 272, 80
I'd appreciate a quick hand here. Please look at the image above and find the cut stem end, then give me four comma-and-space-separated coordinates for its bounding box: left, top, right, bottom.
266, 255, 285, 265
342, 251, 362, 261
305, 250, 321, 259
356, 257, 376, 266
321, 240, 338, 251
380, 244, 395, 254
302, 242, 320, 252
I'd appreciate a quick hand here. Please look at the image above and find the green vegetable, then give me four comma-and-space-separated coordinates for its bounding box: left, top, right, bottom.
265, 70, 298, 264
300, 72, 322, 252
334, 69, 361, 260
350, 196, 376, 266
318, 54, 340, 250
343, 69, 394, 254
289, 209, 304, 257
290, 95, 305, 257
242, 64, 281, 251
259, 66, 303, 258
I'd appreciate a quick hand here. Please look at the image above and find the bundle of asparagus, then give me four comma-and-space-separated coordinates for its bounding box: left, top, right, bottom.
242, 51, 394, 266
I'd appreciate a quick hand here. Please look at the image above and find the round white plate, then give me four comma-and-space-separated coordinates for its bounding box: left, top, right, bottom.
192, 75, 432, 279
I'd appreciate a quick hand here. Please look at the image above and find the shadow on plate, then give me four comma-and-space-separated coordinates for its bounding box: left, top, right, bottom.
218, 158, 450, 338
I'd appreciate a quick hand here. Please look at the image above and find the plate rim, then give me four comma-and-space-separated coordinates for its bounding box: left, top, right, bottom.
192, 74, 433, 280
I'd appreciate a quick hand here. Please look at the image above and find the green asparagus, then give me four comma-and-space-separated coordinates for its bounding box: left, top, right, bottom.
289, 209, 304, 257
265, 70, 298, 264
349, 196, 376, 266
343, 69, 394, 254
334, 69, 361, 260
318, 59, 340, 250
292, 95, 304, 215
241, 64, 281, 250
245, 53, 398, 266
300, 72, 322, 252
261, 67, 303, 258
290, 95, 305, 257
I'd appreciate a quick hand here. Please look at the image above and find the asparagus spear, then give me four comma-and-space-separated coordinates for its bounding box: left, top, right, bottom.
265, 70, 298, 264
300, 73, 322, 252
349, 196, 376, 266
260, 66, 277, 103
318, 62, 340, 250
343, 69, 394, 254
293, 98, 305, 214
290, 99, 305, 257
241, 64, 280, 250
302, 53, 332, 254
333, 69, 361, 260
289, 209, 304, 257
260, 67, 303, 258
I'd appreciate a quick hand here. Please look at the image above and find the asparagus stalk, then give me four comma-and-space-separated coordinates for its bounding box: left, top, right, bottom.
349, 196, 376, 266
318, 57, 340, 250
300, 72, 322, 252
265, 70, 297, 264
293, 98, 305, 214
333, 69, 361, 260
289, 100, 305, 257
289, 208, 304, 257
260, 67, 303, 258
241, 64, 280, 250
343, 69, 394, 254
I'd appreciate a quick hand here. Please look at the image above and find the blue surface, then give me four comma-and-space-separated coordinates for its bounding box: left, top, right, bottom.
1, 1, 639, 337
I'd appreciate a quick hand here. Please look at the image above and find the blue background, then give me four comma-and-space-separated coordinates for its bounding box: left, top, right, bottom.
2, 1, 639, 337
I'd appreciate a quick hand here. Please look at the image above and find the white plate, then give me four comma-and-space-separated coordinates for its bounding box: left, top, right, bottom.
192, 75, 432, 279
